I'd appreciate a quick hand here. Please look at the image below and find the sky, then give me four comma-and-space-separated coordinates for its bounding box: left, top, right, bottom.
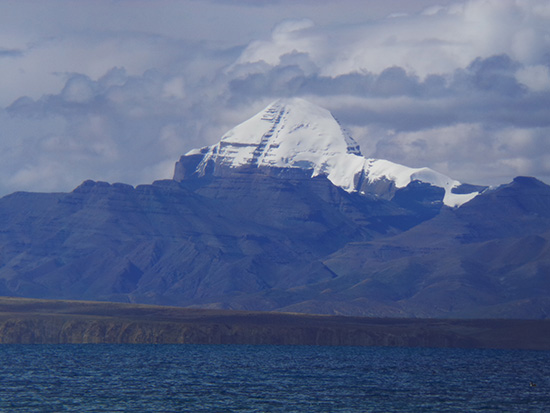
1, 0, 549, 196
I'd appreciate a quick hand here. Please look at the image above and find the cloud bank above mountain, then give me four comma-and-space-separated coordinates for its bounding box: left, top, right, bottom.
1, 0, 549, 195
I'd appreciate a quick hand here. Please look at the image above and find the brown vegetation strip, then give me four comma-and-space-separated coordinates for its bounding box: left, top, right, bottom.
0, 297, 548, 349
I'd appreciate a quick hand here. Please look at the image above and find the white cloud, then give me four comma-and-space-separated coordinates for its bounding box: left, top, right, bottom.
159, 124, 187, 156
272, 18, 315, 39
369, 123, 550, 185
516, 65, 550, 91
0, 0, 549, 196
234, 18, 317, 68
8, 161, 68, 191
162, 77, 186, 100
230, 0, 550, 79
61, 74, 96, 103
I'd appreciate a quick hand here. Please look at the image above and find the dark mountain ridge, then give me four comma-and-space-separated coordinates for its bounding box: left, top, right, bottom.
0, 172, 549, 318
0, 170, 420, 302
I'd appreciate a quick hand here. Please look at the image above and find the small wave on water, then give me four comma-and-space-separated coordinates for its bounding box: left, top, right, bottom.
0, 344, 549, 412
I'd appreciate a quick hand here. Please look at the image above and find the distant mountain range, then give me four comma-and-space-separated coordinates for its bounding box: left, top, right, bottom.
1, 99, 549, 318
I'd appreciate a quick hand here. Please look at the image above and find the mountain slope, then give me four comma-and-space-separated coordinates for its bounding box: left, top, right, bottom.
306, 177, 550, 317
0, 173, 424, 307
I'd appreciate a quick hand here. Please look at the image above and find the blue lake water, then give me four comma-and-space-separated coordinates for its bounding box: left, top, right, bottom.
0, 345, 549, 412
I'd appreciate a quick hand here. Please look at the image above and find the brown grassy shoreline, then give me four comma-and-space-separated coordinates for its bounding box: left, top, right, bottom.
0, 297, 548, 349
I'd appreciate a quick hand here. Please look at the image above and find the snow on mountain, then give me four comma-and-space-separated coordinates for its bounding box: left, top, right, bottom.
181, 98, 479, 207
186, 97, 361, 175
363, 159, 479, 207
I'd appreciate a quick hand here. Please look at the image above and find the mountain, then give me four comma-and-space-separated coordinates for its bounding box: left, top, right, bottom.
0, 98, 548, 318
298, 176, 550, 318
0, 174, 421, 307
174, 98, 483, 207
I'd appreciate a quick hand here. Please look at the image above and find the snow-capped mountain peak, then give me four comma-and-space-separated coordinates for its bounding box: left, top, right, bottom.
187, 97, 361, 176
176, 98, 481, 207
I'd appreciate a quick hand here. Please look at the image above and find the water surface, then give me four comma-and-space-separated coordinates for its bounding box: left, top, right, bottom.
0, 345, 548, 412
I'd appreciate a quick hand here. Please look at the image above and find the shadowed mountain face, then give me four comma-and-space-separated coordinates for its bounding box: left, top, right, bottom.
0, 173, 549, 318
1, 99, 549, 318
0, 170, 435, 308
316, 177, 550, 318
